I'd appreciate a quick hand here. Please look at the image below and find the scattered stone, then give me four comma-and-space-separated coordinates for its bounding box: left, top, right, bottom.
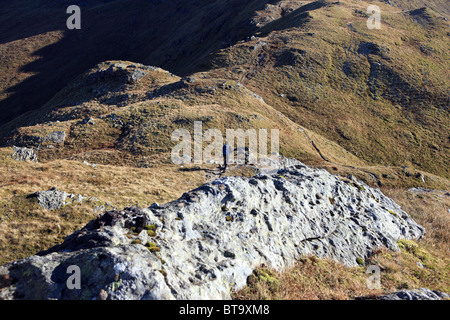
83, 160, 97, 168
143, 65, 159, 71
81, 117, 95, 125
94, 203, 116, 214
29, 187, 68, 210
182, 77, 196, 84
253, 41, 267, 51
407, 188, 449, 196
67, 194, 86, 203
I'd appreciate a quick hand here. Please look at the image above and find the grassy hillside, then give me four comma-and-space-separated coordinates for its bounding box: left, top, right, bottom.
0, 0, 448, 299
4, 60, 369, 168
235, 187, 450, 299
387, 0, 449, 17
1, 1, 448, 177
1, 57, 448, 267
0, 0, 277, 130
203, 0, 449, 177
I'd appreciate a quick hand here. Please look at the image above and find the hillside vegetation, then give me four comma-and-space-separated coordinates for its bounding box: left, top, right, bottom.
0, 0, 448, 299
204, 0, 449, 177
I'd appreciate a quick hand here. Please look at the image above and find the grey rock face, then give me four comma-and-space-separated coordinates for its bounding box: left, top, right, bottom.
30, 187, 85, 211
31, 187, 68, 210
359, 288, 450, 300
1, 164, 425, 300
11, 146, 38, 162
128, 69, 148, 83
44, 131, 66, 145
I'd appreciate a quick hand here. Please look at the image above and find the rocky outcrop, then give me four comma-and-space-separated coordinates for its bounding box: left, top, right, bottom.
8, 130, 66, 151
0, 163, 425, 300
28, 187, 86, 211
11, 146, 38, 162
43, 131, 66, 145
128, 69, 148, 84
84, 62, 150, 86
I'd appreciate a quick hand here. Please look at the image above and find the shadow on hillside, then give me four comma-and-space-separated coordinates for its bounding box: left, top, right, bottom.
256, 0, 328, 36
0, 0, 280, 139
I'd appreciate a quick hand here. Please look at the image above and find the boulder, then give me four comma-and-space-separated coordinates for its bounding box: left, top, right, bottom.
84, 62, 149, 86
128, 69, 148, 83
29, 187, 86, 211
0, 164, 425, 300
44, 131, 66, 145
29, 187, 69, 210
11, 146, 38, 162
81, 117, 95, 125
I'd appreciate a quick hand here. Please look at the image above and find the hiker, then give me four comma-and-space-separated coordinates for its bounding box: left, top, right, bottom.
222, 141, 231, 170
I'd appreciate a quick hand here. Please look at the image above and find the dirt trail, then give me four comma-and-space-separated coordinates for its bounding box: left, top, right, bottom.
299, 126, 382, 187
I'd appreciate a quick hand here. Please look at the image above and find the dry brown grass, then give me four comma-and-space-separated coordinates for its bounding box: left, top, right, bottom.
0, 147, 207, 265
234, 187, 450, 300
382, 188, 450, 255
317, 163, 450, 191
1, 143, 449, 297
0, 0, 448, 300
234, 257, 377, 300
206, 0, 450, 178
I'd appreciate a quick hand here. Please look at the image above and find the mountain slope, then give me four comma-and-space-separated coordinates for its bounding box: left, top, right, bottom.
202, 0, 450, 177
4, 60, 369, 169
0, 0, 277, 129
1, 0, 448, 178
0, 0, 449, 300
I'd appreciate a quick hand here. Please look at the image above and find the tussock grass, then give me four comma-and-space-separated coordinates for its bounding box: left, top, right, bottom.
0, 147, 206, 265
206, 0, 450, 178
234, 257, 375, 300
383, 188, 450, 254
234, 187, 450, 299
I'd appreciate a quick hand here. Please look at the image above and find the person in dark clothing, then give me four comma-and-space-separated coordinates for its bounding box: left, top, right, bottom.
222, 141, 231, 171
